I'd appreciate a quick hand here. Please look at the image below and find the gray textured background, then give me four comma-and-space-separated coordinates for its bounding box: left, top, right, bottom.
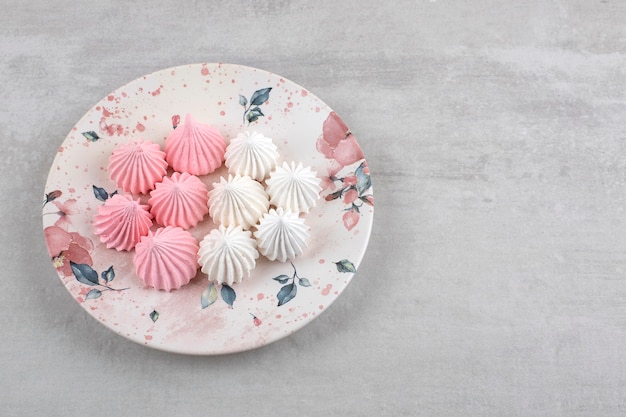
3, 0, 626, 415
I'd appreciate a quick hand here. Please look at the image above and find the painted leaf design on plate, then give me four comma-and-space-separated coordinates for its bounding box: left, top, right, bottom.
241, 87, 272, 124
221, 284, 236, 308
277, 283, 297, 306
273, 275, 290, 284
101, 266, 115, 283
201, 283, 218, 309
355, 162, 372, 194
334, 259, 356, 273
82, 131, 100, 142
250, 87, 272, 106
298, 277, 312, 287
70, 261, 99, 286
85, 289, 102, 300
93, 185, 109, 202
246, 110, 262, 124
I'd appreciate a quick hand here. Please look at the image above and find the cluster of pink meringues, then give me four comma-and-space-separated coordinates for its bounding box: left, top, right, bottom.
93, 114, 322, 291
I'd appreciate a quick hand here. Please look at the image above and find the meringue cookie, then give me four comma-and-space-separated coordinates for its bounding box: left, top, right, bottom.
265, 161, 322, 214
134, 226, 200, 291
254, 208, 310, 262
208, 174, 269, 230
165, 113, 226, 175
93, 193, 153, 251
149, 172, 209, 229
225, 131, 279, 181
198, 225, 259, 286
108, 139, 168, 194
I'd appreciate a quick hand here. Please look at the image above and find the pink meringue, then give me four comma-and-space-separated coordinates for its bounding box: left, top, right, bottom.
108, 139, 168, 195
93, 193, 153, 251
165, 113, 226, 175
134, 226, 200, 291
149, 172, 209, 229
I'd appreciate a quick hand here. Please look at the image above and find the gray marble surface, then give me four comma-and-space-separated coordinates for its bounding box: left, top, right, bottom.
3, 0, 626, 415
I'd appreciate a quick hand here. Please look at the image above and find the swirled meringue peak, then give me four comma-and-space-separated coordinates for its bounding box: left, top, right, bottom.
224, 131, 279, 181
165, 113, 226, 175
93, 193, 153, 251
265, 161, 322, 214
198, 225, 259, 286
134, 226, 200, 291
108, 139, 168, 194
208, 174, 269, 230
149, 172, 209, 229
254, 208, 310, 262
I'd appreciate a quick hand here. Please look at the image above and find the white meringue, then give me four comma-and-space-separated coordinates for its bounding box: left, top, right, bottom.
254, 208, 310, 262
265, 161, 322, 214
198, 225, 259, 286
225, 131, 279, 181
208, 175, 269, 230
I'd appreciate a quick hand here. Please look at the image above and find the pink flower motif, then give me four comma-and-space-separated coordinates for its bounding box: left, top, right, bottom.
320, 161, 343, 192
320, 177, 335, 192
44, 226, 94, 277
342, 209, 360, 231
343, 189, 358, 204
316, 112, 364, 168
343, 175, 357, 187
52, 199, 78, 228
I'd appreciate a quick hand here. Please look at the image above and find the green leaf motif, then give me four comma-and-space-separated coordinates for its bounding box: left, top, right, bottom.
241, 87, 272, 124
101, 266, 115, 283
250, 106, 264, 116
149, 310, 159, 323
355, 162, 372, 195
334, 259, 356, 273
277, 283, 297, 306
70, 261, 99, 286
201, 283, 218, 309
273, 275, 290, 284
250, 87, 272, 106
298, 277, 312, 287
85, 289, 102, 300
92, 185, 108, 202
221, 284, 236, 308
246, 112, 259, 123
82, 131, 100, 142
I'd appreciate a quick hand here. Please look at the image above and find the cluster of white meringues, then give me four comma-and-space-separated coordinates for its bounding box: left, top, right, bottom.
198, 131, 322, 285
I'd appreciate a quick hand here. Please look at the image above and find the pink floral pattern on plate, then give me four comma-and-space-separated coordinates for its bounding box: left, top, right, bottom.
42, 63, 374, 355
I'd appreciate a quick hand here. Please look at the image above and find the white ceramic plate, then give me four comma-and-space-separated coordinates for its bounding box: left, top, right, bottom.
42, 63, 374, 355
